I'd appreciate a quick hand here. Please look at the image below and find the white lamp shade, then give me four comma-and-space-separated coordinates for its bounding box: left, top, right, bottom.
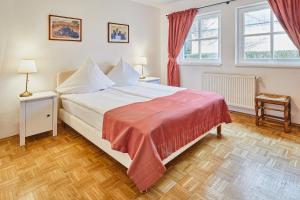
135, 57, 148, 65
18, 59, 37, 74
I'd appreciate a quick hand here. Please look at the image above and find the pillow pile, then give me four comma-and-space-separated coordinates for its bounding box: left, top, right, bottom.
56, 58, 114, 94
107, 58, 139, 85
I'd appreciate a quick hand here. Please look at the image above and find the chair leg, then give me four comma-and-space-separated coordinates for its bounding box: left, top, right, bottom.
255, 99, 259, 126
284, 104, 290, 133
289, 103, 292, 126
217, 125, 222, 139
261, 102, 265, 120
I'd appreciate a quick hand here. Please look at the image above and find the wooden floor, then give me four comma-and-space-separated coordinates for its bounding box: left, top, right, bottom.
1, 113, 300, 200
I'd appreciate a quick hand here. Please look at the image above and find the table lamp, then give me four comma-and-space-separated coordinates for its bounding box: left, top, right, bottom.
136, 57, 147, 79
18, 59, 37, 97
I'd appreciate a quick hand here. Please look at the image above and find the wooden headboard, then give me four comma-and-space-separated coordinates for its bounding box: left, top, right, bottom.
56, 70, 76, 113
56, 70, 76, 87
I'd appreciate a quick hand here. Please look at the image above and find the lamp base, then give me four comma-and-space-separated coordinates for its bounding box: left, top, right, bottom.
139, 75, 146, 79
20, 91, 32, 97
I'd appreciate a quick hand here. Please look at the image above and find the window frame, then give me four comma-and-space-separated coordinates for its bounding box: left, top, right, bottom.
179, 11, 222, 66
236, 2, 300, 67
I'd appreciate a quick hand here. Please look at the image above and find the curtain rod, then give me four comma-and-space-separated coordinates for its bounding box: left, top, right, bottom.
166, 0, 237, 17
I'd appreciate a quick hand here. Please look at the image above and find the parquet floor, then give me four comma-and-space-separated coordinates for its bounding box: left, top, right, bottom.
1, 113, 300, 200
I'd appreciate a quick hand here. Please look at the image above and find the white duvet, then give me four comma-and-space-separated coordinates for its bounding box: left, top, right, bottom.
112, 82, 185, 99
61, 82, 185, 116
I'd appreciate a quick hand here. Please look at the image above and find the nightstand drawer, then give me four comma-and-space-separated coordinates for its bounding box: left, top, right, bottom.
25, 98, 53, 136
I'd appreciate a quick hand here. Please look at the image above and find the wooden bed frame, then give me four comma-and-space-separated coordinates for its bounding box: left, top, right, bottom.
57, 71, 222, 169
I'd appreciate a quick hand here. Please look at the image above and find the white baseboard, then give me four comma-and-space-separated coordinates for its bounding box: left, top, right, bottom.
0, 132, 18, 140
229, 105, 255, 116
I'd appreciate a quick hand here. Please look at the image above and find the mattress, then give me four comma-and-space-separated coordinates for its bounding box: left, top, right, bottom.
62, 99, 104, 130
61, 83, 184, 131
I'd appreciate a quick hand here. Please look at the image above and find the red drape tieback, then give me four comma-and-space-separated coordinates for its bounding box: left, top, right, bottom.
168, 57, 177, 62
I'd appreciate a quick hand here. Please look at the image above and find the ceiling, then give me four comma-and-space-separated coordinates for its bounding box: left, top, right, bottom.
131, 0, 181, 7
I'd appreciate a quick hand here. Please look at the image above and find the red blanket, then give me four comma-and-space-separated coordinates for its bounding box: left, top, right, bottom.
102, 89, 231, 191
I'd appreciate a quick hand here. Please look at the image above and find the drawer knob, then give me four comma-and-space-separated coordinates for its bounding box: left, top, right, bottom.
47, 114, 51, 118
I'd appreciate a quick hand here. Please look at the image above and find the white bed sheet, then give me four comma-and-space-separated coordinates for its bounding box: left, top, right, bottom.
61, 82, 184, 117
112, 82, 185, 99
61, 88, 149, 131
61, 83, 183, 132
61, 88, 149, 114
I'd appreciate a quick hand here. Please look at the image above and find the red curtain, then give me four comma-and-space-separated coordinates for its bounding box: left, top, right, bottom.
268, 0, 300, 51
167, 8, 198, 87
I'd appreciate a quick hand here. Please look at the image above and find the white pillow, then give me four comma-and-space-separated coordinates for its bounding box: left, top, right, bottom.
56, 58, 114, 94
107, 58, 139, 85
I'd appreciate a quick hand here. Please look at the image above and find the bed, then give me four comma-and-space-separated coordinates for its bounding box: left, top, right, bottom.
57, 70, 231, 191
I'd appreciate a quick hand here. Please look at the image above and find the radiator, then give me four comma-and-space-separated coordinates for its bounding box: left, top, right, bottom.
201, 73, 257, 109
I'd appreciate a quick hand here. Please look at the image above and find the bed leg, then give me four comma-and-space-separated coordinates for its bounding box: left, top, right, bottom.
141, 189, 148, 193
217, 125, 222, 139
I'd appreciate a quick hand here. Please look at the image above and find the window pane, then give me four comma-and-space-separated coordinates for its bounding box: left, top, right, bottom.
244, 8, 271, 34
200, 16, 218, 39
187, 19, 199, 40
274, 34, 300, 59
200, 39, 218, 59
182, 13, 220, 61
244, 35, 271, 59
273, 14, 284, 32
184, 40, 200, 59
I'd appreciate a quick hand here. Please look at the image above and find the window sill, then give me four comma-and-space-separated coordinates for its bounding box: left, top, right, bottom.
236, 63, 300, 69
178, 61, 222, 67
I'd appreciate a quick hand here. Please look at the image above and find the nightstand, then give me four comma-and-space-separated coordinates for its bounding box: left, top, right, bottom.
19, 91, 58, 146
139, 77, 161, 84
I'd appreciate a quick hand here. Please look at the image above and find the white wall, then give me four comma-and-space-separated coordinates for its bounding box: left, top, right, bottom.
161, 0, 300, 124
0, 0, 14, 72
0, 0, 161, 139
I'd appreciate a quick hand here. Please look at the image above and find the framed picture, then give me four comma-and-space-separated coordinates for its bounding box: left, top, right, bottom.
49, 15, 82, 42
108, 22, 129, 43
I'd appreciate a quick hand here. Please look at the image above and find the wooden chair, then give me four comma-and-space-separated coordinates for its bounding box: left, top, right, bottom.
255, 93, 291, 133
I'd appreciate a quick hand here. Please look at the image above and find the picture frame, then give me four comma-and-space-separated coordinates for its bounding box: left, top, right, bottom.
108, 22, 129, 43
49, 15, 82, 42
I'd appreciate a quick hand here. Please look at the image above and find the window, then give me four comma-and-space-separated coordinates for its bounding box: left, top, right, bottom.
181, 12, 221, 64
237, 3, 300, 65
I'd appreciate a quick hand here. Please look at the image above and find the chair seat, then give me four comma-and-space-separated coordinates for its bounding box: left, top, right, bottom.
256, 93, 290, 104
